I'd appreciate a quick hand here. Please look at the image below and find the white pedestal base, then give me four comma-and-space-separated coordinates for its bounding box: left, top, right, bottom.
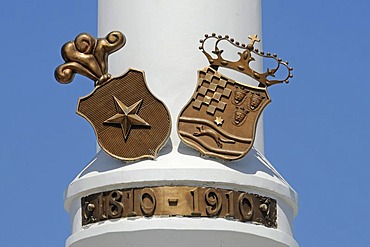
64, 149, 298, 247
66, 218, 298, 247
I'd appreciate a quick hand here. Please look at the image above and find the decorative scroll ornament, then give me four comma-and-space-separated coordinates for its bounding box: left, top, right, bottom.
55, 31, 171, 161
177, 33, 293, 160
82, 186, 277, 228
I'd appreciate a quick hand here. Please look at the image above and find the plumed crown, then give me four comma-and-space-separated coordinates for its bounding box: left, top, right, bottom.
199, 33, 293, 87
55, 31, 126, 86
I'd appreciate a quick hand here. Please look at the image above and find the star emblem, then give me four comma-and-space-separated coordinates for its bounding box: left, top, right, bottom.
214, 116, 224, 126
104, 96, 150, 140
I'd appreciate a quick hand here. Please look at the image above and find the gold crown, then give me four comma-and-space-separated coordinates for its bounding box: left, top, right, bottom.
199, 33, 293, 87
55, 31, 126, 86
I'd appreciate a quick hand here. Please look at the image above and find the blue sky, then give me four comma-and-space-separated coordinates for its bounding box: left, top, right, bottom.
0, 1, 369, 246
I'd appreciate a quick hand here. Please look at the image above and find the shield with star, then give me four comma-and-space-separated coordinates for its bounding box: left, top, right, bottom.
77, 68, 171, 161
55, 31, 171, 162
177, 67, 270, 160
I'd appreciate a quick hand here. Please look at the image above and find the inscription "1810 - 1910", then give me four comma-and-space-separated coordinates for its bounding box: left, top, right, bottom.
81, 186, 277, 228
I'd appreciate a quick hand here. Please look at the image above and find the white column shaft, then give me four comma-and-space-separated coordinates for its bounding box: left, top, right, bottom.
98, 0, 265, 153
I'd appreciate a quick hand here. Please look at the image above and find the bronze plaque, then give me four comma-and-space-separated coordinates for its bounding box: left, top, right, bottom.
82, 186, 277, 228
77, 69, 171, 160
177, 33, 293, 160
55, 31, 171, 161
178, 67, 270, 160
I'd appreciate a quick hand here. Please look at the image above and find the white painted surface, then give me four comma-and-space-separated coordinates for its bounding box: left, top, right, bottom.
66, 218, 298, 247
64, 1, 299, 246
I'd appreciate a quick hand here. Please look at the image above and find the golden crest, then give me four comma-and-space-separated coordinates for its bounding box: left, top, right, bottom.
178, 67, 270, 160
55, 31, 171, 161
177, 33, 293, 161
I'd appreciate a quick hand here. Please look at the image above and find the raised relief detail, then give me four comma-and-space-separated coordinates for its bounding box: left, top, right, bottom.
177, 33, 293, 160
257, 197, 277, 228
247, 92, 265, 111
81, 186, 277, 228
214, 116, 224, 126
232, 106, 249, 126
193, 125, 235, 148
191, 70, 232, 115
103, 97, 150, 140
55, 31, 171, 161
232, 85, 249, 105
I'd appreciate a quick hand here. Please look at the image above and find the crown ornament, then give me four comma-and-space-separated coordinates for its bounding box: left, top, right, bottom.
199, 33, 293, 87
55, 31, 126, 86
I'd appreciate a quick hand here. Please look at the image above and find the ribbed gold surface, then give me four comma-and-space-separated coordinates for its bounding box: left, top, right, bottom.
78, 69, 171, 161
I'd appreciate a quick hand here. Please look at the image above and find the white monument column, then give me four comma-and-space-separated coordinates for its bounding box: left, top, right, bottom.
64, 1, 299, 247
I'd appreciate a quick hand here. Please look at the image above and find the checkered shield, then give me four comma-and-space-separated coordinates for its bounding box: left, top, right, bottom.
178, 67, 271, 160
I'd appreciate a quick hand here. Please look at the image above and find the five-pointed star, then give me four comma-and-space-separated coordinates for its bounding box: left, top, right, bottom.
104, 96, 150, 140
214, 116, 224, 126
